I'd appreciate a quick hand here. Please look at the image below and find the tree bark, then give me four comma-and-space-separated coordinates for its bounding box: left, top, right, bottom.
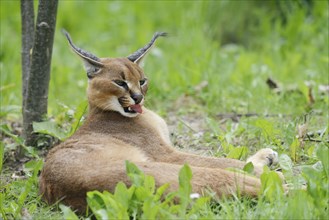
21, 0, 35, 114
22, 0, 58, 147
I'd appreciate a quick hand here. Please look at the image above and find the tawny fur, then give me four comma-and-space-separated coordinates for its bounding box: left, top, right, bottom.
39, 32, 278, 212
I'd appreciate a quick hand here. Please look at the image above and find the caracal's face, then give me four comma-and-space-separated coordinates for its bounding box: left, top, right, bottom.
62, 30, 165, 117
87, 58, 148, 117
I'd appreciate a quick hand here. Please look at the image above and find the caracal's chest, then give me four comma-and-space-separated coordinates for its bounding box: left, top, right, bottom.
71, 108, 172, 153
52, 108, 172, 163
138, 108, 171, 145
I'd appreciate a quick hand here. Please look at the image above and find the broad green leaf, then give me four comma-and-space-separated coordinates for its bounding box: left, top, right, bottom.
94, 209, 109, 220
22, 146, 39, 158
142, 199, 160, 219
243, 162, 254, 174
161, 191, 177, 207
279, 154, 293, 171
88, 191, 130, 220
106, 197, 129, 220
290, 138, 300, 162
307, 145, 315, 157
178, 164, 193, 216
316, 146, 329, 178
155, 183, 170, 201
260, 167, 284, 201
59, 204, 79, 220
125, 161, 144, 186
144, 175, 156, 194
301, 166, 328, 207
226, 146, 248, 159
125, 161, 143, 175
128, 174, 144, 187
254, 118, 280, 143
178, 164, 192, 189
87, 191, 109, 215
114, 182, 131, 209
69, 100, 88, 136
134, 187, 148, 201
23, 160, 43, 173
33, 121, 67, 141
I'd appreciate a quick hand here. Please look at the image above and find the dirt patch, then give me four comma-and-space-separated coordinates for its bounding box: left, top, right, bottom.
166, 111, 222, 156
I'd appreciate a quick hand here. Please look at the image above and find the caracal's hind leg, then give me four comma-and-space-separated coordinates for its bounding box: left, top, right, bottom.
40, 161, 261, 212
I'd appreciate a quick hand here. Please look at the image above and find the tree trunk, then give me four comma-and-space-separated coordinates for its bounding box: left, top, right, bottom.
21, 0, 35, 113
22, 0, 58, 148
20, 0, 35, 156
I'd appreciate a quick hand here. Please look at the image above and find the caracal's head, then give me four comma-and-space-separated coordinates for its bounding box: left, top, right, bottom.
63, 30, 166, 117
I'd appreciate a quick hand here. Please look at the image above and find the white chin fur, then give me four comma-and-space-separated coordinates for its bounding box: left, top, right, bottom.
120, 110, 138, 118
107, 97, 139, 118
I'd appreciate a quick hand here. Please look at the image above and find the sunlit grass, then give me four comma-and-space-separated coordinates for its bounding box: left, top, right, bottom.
1, 1, 328, 115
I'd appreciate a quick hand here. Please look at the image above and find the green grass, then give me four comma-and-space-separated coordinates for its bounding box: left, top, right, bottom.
1, 0, 328, 219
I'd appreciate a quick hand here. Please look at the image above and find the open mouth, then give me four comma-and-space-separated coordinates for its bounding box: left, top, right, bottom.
123, 104, 143, 114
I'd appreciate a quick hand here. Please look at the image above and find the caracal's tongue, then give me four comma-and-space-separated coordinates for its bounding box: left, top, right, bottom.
130, 104, 143, 113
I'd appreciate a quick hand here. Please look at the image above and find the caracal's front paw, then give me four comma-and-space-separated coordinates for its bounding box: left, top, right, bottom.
247, 148, 279, 177
246, 148, 286, 180
247, 148, 278, 168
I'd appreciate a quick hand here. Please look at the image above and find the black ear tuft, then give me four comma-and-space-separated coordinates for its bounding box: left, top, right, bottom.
127, 32, 167, 64
62, 29, 104, 77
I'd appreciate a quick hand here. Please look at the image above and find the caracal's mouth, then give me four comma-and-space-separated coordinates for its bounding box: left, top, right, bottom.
123, 104, 143, 114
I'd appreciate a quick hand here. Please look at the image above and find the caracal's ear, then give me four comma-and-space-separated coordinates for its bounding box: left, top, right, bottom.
127, 32, 167, 65
62, 29, 104, 78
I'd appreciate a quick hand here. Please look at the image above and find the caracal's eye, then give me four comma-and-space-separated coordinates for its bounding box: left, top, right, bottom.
139, 79, 147, 86
113, 80, 128, 89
